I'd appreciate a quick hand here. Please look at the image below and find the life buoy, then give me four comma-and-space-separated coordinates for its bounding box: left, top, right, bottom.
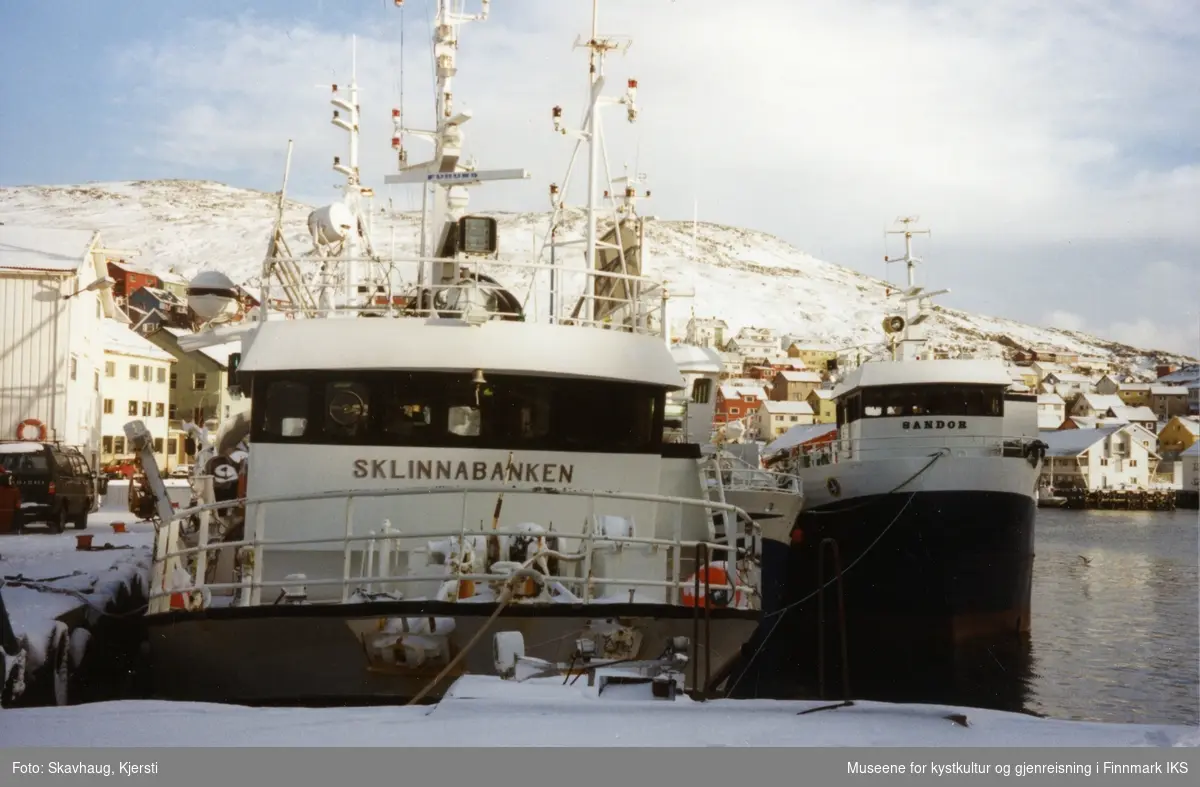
681, 564, 743, 609
15, 419, 46, 442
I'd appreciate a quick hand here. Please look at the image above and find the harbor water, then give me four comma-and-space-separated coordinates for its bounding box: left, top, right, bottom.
1026, 508, 1197, 725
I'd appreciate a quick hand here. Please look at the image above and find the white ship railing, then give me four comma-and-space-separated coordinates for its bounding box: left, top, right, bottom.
259, 254, 669, 337
711, 451, 803, 492
791, 433, 1046, 465
147, 485, 762, 615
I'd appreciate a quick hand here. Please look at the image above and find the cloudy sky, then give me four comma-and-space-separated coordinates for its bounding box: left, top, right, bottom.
2, 0, 1197, 355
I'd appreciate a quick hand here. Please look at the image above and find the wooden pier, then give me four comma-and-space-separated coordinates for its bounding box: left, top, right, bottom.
1059, 489, 1177, 511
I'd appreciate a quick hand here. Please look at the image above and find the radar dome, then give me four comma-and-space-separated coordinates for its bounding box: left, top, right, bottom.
188, 270, 240, 322
308, 202, 356, 246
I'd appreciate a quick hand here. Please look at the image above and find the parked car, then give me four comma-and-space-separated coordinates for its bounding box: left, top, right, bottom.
0, 442, 106, 534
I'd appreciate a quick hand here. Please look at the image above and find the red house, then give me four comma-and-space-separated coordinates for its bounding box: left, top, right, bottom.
107, 259, 161, 299
714, 383, 768, 425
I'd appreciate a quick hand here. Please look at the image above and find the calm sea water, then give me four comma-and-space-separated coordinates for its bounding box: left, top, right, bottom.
1027, 508, 1198, 725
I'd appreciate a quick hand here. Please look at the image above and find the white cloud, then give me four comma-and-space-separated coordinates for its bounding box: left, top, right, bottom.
106, 0, 1200, 356
1045, 311, 1087, 333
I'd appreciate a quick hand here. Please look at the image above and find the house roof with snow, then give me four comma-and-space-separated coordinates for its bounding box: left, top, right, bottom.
718, 384, 768, 401
1041, 425, 1124, 456
1076, 393, 1124, 412
162, 326, 239, 368
0, 225, 99, 272
101, 319, 176, 362
1037, 393, 1065, 406
1163, 416, 1200, 436
1046, 372, 1092, 384
1107, 405, 1157, 423
1150, 385, 1188, 396
1118, 383, 1151, 392
759, 400, 814, 415
809, 389, 835, 400
776, 370, 822, 383
764, 423, 839, 455
787, 341, 839, 352
1157, 366, 1199, 386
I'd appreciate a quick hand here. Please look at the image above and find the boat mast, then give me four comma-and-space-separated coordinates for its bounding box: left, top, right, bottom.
329, 35, 369, 308
385, 0, 528, 301
884, 216, 948, 362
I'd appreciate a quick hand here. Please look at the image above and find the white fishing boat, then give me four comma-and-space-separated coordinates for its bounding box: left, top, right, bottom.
759, 218, 1048, 671
128, 0, 802, 705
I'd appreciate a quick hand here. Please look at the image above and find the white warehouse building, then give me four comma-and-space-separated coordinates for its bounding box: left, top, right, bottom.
0, 224, 121, 471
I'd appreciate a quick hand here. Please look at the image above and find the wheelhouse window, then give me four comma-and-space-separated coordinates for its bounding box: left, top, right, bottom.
691, 378, 712, 404
249, 371, 665, 454
837, 384, 1005, 425
262, 380, 310, 439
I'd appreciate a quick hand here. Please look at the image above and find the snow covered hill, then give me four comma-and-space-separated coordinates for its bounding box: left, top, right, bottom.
0, 179, 1193, 374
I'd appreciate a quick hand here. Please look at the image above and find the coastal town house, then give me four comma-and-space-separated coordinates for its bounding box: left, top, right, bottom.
1040, 423, 1160, 492
1070, 393, 1124, 419
1156, 416, 1200, 459
770, 369, 823, 402
1148, 385, 1189, 420
754, 400, 815, 439
786, 342, 839, 372
806, 389, 836, 424
99, 319, 176, 471
713, 383, 769, 426
1037, 393, 1066, 430
684, 316, 728, 349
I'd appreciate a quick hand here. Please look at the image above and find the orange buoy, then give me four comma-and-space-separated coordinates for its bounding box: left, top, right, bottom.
681, 564, 741, 609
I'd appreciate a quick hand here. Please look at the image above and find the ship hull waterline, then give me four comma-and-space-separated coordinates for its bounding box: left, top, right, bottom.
142, 600, 760, 705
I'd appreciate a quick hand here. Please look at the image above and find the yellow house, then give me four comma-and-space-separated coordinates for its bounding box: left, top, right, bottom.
806, 388, 837, 424
786, 342, 839, 371
1157, 416, 1200, 457
1117, 383, 1151, 406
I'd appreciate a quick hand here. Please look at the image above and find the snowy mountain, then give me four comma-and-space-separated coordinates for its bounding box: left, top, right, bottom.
1, 179, 1193, 375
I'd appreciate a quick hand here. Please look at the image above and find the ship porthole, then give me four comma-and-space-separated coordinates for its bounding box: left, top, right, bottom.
827, 477, 841, 497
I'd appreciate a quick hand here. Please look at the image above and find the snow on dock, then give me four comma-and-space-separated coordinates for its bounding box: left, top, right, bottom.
1, 674, 1196, 747
1, 507, 153, 674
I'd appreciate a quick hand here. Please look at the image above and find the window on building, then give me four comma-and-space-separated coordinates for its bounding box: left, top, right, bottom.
157, 367, 166, 383
1130, 459, 1138, 467
690, 379, 712, 404
105, 361, 115, 377
170, 372, 177, 390
70, 356, 77, 381
127, 400, 138, 416
167, 438, 177, 456
153, 437, 164, 453
729, 407, 739, 415
102, 436, 113, 454
193, 373, 207, 390
155, 402, 165, 418
114, 436, 125, 454
94, 370, 100, 392
103, 399, 114, 415
142, 401, 152, 417
169, 404, 177, 419
143, 365, 152, 380
129, 364, 138, 380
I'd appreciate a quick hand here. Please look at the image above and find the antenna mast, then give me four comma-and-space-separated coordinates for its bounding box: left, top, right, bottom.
883, 216, 949, 361
385, 1, 528, 300
543, 0, 641, 326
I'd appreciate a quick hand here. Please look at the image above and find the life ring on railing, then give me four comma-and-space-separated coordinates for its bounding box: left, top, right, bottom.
15, 419, 46, 442
681, 564, 742, 609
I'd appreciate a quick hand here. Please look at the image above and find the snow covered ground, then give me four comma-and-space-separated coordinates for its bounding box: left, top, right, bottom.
1, 506, 153, 673
1, 674, 1196, 747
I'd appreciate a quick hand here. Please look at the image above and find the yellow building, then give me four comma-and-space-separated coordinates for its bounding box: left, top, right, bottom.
806, 388, 837, 424
1117, 383, 1151, 406
1157, 416, 1200, 457
786, 342, 839, 370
